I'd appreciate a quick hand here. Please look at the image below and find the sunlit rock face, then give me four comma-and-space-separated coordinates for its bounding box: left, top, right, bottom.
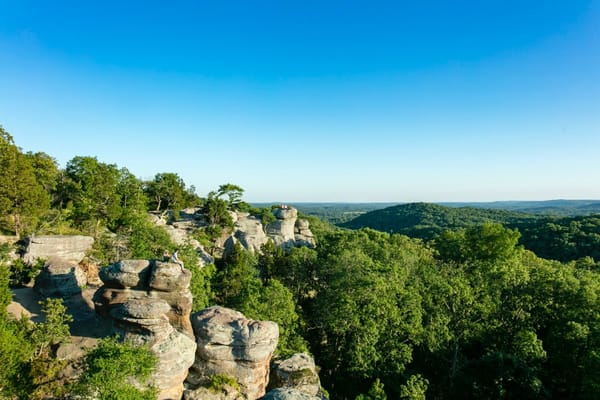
94, 259, 196, 400
187, 306, 279, 400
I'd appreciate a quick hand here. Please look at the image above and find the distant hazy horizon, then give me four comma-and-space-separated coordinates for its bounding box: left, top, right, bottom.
1, 1, 598, 202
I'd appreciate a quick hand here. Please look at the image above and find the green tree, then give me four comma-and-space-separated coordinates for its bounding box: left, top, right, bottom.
0, 126, 50, 237
144, 172, 188, 215
63, 156, 122, 235
75, 337, 157, 400
217, 183, 245, 210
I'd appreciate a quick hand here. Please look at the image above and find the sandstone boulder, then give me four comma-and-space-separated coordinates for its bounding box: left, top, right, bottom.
99, 259, 151, 289
188, 306, 279, 400
184, 384, 244, 400
294, 220, 316, 248
262, 388, 322, 400
94, 259, 197, 399
23, 235, 94, 265
269, 353, 324, 398
234, 214, 268, 254
34, 258, 87, 297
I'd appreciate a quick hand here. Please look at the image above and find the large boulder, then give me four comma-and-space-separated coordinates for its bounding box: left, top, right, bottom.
266, 208, 298, 249
99, 259, 151, 289
34, 258, 87, 297
184, 384, 244, 400
233, 213, 269, 254
94, 259, 196, 399
187, 306, 279, 400
262, 388, 322, 400
23, 235, 94, 264
294, 220, 316, 248
269, 353, 324, 398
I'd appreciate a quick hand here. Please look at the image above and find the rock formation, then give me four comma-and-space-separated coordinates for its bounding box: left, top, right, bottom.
266, 207, 315, 250
262, 388, 323, 400
23, 235, 94, 264
267, 353, 325, 399
266, 208, 298, 249
34, 258, 87, 298
293, 219, 316, 248
232, 213, 269, 254
187, 306, 279, 400
94, 259, 196, 400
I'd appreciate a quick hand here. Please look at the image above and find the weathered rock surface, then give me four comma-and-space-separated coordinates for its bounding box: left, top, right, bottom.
262, 388, 323, 400
34, 258, 87, 297
266, 209, 297, 249
294, 220, 316, 248
233, 213, 269, 254
23, 235, 94, 264
269, 353, 324, 398
94, 259, 196, 399
184, 384, 245, 400
187, 306, 279, 400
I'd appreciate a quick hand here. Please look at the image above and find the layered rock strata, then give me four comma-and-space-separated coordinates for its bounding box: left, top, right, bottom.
94, 259, 196, 400
186, 306, 279, 400
268, 353, 324, 398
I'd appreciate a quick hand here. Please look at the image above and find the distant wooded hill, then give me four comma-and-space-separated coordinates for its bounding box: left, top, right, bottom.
340, 202, 600, 263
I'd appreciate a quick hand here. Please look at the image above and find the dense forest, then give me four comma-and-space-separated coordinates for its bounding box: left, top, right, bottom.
2, 126, 600, 399
341, 202, 600, 264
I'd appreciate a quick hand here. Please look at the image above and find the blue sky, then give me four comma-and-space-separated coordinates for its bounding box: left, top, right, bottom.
1, 1, 598, 202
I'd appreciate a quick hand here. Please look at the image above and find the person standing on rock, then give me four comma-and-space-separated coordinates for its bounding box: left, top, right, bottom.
172, 248, 185, 269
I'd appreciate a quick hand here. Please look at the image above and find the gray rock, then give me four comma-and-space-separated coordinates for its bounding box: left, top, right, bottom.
149, 261, 192, 292
188, 306, 279, 400
34, 258, 87, 297
99, 259, 151, 289
262, 388, 323, 400
266, 219, 296, 249
94, 259, 197, 399
184, 384, 244, 400
270, 353, 323, 397
234, 214, 269, 254
23, 235, 94, 264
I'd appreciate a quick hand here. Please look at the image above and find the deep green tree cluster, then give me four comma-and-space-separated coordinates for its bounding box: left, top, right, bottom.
252, 223, 600, 399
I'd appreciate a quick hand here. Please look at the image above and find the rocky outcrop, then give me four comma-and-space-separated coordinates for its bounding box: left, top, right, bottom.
294, 220, 316, 248
34, 258, 87, 297
268, 353, 325, 399
23, 235, 94, 264
187, 306, 279, 400
233, 213, 269, 254
265, 207, 315, 250
94, 259, 196, 400
184, 384, 244, 400
266, 208, 298, 249
262, 388, 324, 400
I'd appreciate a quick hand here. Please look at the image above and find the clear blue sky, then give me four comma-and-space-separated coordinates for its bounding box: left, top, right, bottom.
1, 1, 598, 202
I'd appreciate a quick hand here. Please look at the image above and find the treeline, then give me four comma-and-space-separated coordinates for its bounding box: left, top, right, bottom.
219, 224, 600, 399
3, 126, 600, 399
341, 202, 600, 265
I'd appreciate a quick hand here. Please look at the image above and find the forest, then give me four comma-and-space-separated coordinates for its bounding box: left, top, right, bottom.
2, 125, 600, 399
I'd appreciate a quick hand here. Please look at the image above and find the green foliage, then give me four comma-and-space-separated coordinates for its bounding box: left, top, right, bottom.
0, 244, 12, 318
399, 375, 428, 400
144, 172, 189, 216
62, 156, 123, 235
31, 298, 73, 358
356, 378, 387, 400
204, 373, 241, 393
341, 202, 536, 240
214, 243, 308, 356
0, 126, 51, 237
217, 183, 246, 210
9, 257, 45, 287
203, 191, 233, 227
0, 318, 34, 398
75, 337, 157, 400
